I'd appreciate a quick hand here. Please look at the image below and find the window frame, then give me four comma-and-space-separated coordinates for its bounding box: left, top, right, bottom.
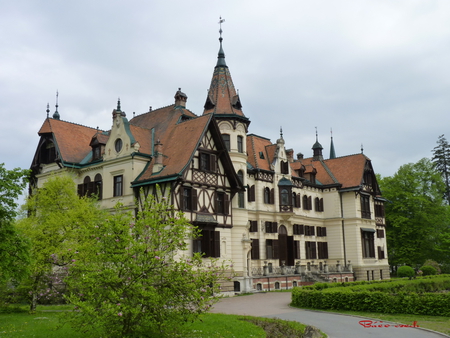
237, 135, 244, 153
113, 175, 123, 197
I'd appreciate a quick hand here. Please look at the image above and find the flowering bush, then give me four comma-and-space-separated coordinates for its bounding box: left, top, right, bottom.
65, 189, 232, 337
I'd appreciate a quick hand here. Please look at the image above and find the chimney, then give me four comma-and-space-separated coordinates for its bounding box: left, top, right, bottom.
297, 153, 304, 160
174, 88, 187, 108
286, 149, 294, 163
153, 140, 164, 173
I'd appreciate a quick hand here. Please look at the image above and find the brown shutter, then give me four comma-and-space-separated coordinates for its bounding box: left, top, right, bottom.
311, 242, 317, 259
294, 240, 300, 259
250, 220, 258, 232
179, 186, 184, 210
210, 154, 217, 172
272, 222, 278, 233
77, 184, 84, 196
323, 227, 327, 237
273, 240, 279, 259
201, 230, 210, 256
265, 221, 271, 233
311, 226, 315, 236
192, 189, 198, 211
214, 231, 220, 258
224, 194, 229, 215
249, 185, 255, 202
251, 239, 260, 259
270, 188, 275, 204
296, 194, 301, 208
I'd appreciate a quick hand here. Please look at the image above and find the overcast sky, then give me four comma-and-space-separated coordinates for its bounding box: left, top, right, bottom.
1, 0, 450, 179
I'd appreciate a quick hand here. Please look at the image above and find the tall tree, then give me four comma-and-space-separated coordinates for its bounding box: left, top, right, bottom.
0, 163, 30, 283
17, 174, 106, 312
65, 191, 231, 338
432, 134, 450, 205
379, 158, 450, 268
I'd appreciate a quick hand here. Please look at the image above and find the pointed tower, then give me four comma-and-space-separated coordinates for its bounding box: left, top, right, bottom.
330, 129, 336, 159
312, 128, 324, 161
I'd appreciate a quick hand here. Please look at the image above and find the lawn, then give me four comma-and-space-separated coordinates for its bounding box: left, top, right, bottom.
0, 306, 310, 338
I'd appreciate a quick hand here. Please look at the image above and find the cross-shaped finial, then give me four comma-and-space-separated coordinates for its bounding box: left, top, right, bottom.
218, 16, 225, 38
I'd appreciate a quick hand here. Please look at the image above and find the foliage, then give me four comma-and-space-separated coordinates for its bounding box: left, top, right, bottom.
64, 191, 232, 338
16, 174, 106, 312
378, 158, 450, 267
432, 134, 450, 205
422, 259, 441, 274
421, 266, 438, 276
0, 164, 30, 284
397, 266, 415, 278
292, 275, 450, 316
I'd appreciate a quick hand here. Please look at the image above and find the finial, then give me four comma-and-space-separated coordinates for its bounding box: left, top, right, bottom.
330, 128, 333, 138
46, 103, 50, 118
53, 90, 60, 120
117, 98, 121, 111
361, 143, 364, 154
219, 16, 225, 40
280, 126, 283, 138
315, 126, 318, 141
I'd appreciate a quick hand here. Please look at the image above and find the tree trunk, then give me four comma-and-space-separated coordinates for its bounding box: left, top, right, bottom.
30, 292, 37, 313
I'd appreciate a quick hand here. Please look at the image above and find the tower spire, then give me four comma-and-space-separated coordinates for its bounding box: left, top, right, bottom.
216, 16, 227, 68
53, 90, 60, 120
330, 128, 336, 159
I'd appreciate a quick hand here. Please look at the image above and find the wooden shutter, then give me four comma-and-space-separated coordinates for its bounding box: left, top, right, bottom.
77, 184, 84, 196
210, 154, 217, 172
273, 240, 279, 259
270, 188, 275, 204
251, 239, 260, 259
311, 242, 317, 259
296, 194, 301, 208
214, 231, 220, 258
294, 240, 301, 259
248, 185, 255, 202
250, 220, 258, 232
265, 221, 272, 233
272, 222, 278, 233
224, 194, 229, 215
201, 230, 210, 256
179, 186, 185, 210
192, 189, 198, 211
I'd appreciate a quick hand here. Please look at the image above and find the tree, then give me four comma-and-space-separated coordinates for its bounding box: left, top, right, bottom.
17, 174, 106, 312
432, 134, 450, 205
379, 158, 450, 269
64, 191, 231, 338
0, 163, 30, 283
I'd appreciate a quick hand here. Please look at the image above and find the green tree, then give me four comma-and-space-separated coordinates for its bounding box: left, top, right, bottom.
432, 134, 450, 204
64, 191, 231, 338
379, 158, 450, 269
0, 163, 30, 283
17, 174, 106, 312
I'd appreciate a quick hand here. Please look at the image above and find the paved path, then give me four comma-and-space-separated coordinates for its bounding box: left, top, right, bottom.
211, 292, 449, 338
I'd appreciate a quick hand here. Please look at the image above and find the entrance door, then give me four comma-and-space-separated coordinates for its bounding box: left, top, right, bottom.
278, 225, 287, 266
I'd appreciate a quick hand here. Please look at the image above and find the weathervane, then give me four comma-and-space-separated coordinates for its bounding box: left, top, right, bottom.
218, 16, 225, 39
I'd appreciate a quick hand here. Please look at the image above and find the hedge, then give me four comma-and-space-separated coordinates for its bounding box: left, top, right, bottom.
291, 275, 450, 316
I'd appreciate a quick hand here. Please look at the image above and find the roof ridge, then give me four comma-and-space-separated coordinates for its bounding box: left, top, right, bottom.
249, 135, 259, 169
319, 159, 339, 184
131, 104, 175, 120
47, 118, 101, 131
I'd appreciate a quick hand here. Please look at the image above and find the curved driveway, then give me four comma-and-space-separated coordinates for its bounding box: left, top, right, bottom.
210, 292, 449, 338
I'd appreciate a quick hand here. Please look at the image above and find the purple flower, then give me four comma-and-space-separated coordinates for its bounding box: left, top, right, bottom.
118, 312, 123, 316
155, 256, 160, 260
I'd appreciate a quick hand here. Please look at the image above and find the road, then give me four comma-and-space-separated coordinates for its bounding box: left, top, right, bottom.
210, 292, 449, 338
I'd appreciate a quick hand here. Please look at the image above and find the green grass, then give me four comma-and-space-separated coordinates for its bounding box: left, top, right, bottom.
0, 306, 311, 338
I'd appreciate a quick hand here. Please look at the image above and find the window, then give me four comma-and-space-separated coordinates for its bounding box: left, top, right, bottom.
237, 135, 243, 153
361, 195, 371, 219
315, 198, 324, 212
94, 174, 102, 200
215, 192, 229, 215
181, 186, 197, 211
39, 139, 57, 164
115, 138, 123, 153
222, 134, 230, 151
93, 146, 101, 161
280, 188, 289, 206
266, 239, 279, 259
293, 224, 304, 235
113, 175, 123, 197
376, 229, 384, 238
375, 201, 385, 218
247, 185, 255, 202
378, 246, 385, 259
200, 153, 216, 172
293, 240, 301, 259
305, 225, 315, 236
265, 221, 278, 233
264, 187, 270, 204
293, 192, 301, 208
234, 281, 241, 292
193, 229, 220, 258
317, 227, 327, 237
251, 238, 260, 259
237, 171, 245, 208
362, 230, 375, 258
249, 220, 258, 232
280, 161, 289, 174
317, 242, 329, 259
303, 195, 312, 210
305, 242, 317, 259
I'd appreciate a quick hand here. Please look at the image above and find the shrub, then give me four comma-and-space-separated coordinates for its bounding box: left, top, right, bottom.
422, 259, 441, 274
421, 266, 438, 276
397, 266, 415, 278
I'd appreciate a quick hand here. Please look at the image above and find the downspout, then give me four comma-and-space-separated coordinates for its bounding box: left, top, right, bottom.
339, 192, 347, 267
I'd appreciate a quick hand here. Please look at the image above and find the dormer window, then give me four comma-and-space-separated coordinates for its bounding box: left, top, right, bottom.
93, 146, 101, 161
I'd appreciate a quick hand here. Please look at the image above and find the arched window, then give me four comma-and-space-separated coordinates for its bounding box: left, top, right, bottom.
222, 134, 230, 151
237, 170, 244, 208
94, 174, 103, 200
264, 187, 271, 204
237, 135, 244, 153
